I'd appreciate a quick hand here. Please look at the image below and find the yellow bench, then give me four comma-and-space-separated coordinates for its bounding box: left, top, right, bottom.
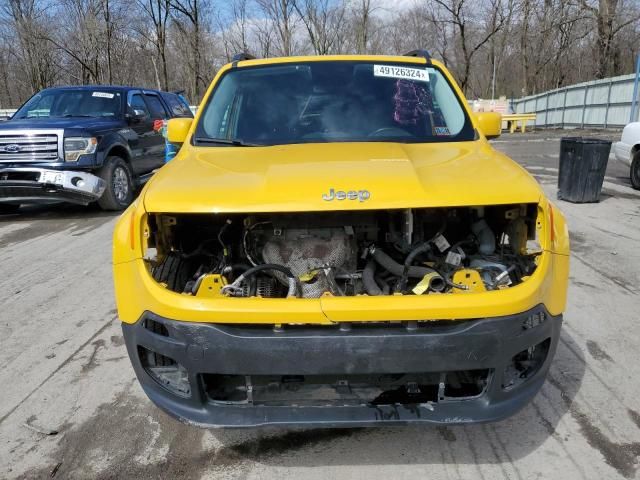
503, 113, 536, 133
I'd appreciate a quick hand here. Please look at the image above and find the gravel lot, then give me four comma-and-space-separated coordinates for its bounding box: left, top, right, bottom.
1, 129, 640, 480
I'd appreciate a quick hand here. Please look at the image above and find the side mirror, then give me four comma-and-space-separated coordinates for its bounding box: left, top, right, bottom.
167, 118, 193, 144
126, 109, 148, 124
474, 112, 502, 140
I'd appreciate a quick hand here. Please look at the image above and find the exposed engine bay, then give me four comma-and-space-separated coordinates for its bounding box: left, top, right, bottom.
145, 205, 542, 298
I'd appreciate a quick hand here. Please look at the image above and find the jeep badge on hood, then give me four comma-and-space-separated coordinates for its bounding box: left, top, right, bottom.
322, 188, 371, 202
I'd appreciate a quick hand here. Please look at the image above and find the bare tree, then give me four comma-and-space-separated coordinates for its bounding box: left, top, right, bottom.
1, 0, 639, 108
386, 4, 443, 61
429, 0, 507, 94
577, 0, 640, 79
138, 0, 171, 90
293, 0, 346, 54
44, 0, 107, 84
351, 0, 375, 54
100, 0, 116, 83
220, 0, 250, 60
3, 0, 57, 92
171, 0, 209, 98
256, 0, 296, 56
0, 45, 15, 107
253, 16, 276, 57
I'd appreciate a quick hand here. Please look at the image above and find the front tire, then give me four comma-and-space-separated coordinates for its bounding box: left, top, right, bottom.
97, 156, 134, 211
631, 153, 640, 190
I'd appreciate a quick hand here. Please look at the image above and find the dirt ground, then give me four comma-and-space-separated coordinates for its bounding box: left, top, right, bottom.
1, 129, 639, 480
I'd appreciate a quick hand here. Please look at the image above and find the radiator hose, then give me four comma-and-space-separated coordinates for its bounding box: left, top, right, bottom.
363, 260, 383, 296
397, 242, 433, 292
221, 263, 298, 297
372, 248, 432, 278
370, 247, 444, 294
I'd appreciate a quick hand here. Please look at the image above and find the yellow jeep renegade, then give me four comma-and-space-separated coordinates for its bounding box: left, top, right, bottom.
113, 52, 569, 427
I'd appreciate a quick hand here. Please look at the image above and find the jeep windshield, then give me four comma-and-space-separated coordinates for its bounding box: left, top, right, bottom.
13, 89, 123, 119
195, 61, 475, 146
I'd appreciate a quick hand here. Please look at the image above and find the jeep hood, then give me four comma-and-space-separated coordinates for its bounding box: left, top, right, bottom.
143, 141, 543, 213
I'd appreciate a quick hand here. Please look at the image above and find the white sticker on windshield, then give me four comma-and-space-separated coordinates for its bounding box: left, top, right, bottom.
92, 92, 114, 99
374, 65, 429, 82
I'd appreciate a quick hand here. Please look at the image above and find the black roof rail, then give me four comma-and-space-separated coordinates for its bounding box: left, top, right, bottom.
231, 52, 256, 63
403, 50, 432, 64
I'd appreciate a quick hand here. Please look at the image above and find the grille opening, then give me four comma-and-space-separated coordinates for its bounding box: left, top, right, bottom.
202, 370, 490, 407
143, 318, 169, 337
502, 338, 551, 390
0, 171, 40, 181
138, 346, 190, 397
147, 205, 541, 298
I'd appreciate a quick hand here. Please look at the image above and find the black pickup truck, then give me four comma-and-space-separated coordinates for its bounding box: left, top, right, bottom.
0, 86, 192, 212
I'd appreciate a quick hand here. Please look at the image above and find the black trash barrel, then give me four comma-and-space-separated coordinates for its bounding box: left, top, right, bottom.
557, 137, 611, 203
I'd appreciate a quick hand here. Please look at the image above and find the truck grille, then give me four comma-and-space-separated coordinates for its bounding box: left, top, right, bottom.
0, 130, 62, 162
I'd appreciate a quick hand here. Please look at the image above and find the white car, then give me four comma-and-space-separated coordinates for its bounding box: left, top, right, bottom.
613, 122, 640, 189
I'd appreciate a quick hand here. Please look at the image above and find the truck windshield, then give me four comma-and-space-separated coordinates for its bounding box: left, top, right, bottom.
13, 89, 123, 119
195, 61, 475, 146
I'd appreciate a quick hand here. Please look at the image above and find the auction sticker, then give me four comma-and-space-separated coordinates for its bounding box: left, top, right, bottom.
374, 65, 429, 82
92, 92, 114, 98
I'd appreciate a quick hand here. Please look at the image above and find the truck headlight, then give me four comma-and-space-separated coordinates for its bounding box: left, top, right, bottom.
64, 137, 97, 162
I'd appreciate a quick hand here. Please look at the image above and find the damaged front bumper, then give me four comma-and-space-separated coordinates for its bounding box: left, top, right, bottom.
0, 167, 106, 205
122, 305, 561, 428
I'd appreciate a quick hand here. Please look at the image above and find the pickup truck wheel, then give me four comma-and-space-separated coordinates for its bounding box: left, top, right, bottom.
0, 204, 20, 215
97, 156, 134, 210
631, 153, 640, 190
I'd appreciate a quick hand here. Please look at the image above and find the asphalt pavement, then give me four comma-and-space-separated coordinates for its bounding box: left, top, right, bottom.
1, 129, 640, 480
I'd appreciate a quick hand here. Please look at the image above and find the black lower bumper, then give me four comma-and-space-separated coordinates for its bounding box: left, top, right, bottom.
122, 306, 561, 428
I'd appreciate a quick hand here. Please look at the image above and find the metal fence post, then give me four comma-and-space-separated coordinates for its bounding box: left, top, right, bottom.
546, 91, 550, 127
631, 53, 640, 123
604, 79, 613, 128
561, 87, 568, 128
581, 85, 589, 128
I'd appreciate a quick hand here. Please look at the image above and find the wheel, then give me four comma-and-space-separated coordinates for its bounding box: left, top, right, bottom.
631, 153, 640, 190
152, 253, 195, 293
0, 204, 20, 215
97, 156, 134, 211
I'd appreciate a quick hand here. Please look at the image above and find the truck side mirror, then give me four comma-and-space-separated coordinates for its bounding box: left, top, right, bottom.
126, 109, 147, 124
167, 118, 193, 144
474, 112, 502, 140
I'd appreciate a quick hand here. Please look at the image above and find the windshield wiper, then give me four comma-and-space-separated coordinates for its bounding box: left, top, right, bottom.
60, 114, 95, 118
194, 137, 263, 147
